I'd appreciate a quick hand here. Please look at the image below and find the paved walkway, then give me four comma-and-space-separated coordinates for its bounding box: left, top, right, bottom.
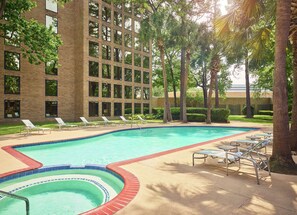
0, 122, 296, 215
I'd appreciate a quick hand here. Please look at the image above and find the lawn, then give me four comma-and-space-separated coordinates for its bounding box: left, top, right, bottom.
229, 115, 273, 124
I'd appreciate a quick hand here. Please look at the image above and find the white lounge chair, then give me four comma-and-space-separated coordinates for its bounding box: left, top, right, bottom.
80, 117, 98, 127
55, 118, 78, 130
21, 119, 51, 134
228, 138, 272, 153
101, 116, 114, 126
137, 115, 147, 124
119, 116, 134, 126
192, 140, 271, 184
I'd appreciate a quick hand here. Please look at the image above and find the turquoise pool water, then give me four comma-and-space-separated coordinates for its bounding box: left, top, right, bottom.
0, 168, 124, 215
16, 126, 253, 166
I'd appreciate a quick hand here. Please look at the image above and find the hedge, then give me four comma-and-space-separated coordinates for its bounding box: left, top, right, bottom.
258, 110, 273, 116
187, 113, 206, 122
152, 107, 230, 122
242, 106, 255, 116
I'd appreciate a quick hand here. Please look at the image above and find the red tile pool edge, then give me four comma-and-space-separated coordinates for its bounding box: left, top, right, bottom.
0, 127, 258, 215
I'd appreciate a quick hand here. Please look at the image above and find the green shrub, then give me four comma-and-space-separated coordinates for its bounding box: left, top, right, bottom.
211, 108, 230, 123
258, 110, 273, 116
242, 105, 255, 116
187, 113, 206, 122
170, 107, 180, 120
186, 107, 208, 115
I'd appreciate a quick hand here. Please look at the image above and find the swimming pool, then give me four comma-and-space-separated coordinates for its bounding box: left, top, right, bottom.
2, 126, 255, 214
15, 126, 253, 166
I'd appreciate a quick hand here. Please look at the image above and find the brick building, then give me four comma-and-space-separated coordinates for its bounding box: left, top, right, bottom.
0, 0, 152, 123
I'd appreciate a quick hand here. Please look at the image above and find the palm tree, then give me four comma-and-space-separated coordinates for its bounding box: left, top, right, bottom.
271, 0, 296, 171
290, 0, 297, 152
215, 0, 265, 118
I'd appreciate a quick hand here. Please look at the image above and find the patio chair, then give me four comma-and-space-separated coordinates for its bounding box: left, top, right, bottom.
192, 140, 271, 184
137, 115, 147, 124
101, 116, 114, 126
120, 116, 134, 126
21, 119, 51, 134
228, 138, 272, 153
80, 117, 98, 127
55, 118, 78, 130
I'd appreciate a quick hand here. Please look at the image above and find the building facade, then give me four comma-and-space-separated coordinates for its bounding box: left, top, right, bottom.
0, 0, 152, 123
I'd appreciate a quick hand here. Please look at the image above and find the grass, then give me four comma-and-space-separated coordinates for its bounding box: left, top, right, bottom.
229, 115, 273, 124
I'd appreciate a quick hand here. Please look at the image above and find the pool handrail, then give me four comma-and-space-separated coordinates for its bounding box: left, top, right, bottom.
0, 190, 30, 215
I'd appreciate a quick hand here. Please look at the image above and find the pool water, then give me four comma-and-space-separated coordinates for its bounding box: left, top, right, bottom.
0, 168, 124, 215
16, 126, 253, 166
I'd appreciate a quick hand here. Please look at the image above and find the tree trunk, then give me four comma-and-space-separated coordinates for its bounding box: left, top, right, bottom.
271, 0, 296, 171
206, 71, 215, 124
181, 48, 191, 123
244, 53, 253, 118
0, 0, 6, 19
180, 47, 186, 121
170, 64, 178, 107
290, 32, 297, 152
215, 72, 219, 108
158, 39, 172, 123
202, 65, 208, 108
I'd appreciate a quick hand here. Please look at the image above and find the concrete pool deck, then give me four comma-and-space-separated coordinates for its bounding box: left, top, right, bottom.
0, 121, 296, 215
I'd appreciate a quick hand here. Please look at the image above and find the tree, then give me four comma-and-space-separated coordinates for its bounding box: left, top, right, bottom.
0, 0, 70, 65
289, 0, 297, 152
271, 0, 296, 171
215, 0, 267, 118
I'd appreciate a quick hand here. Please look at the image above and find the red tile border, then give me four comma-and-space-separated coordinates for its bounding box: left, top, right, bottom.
0, 126, 259, 215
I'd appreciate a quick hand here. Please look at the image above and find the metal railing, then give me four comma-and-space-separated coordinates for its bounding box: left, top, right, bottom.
0, 190, 30, 215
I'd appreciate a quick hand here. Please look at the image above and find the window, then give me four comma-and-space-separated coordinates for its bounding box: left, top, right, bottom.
114, 84, 122, 98
46, 0, 57, 12
89, 21, 99, 38
89, 41, 99, 57
102, 26, 111, 41
124, 33, 132, 48
125, 103, 132, 114
124, 51, 132, 65
143, 56, 150, 68
124, 68, 132, 82
134, 20, 140, 33
46, 15, 58, 33
102, 45, 111, 60
102, 64, 111, 79
89, 102, 99, 117
102, 83, 111, 98
114, 66, 122, 80
134, 87, 141, 100
143, 42, 150, 52
124, 2, 132, 13
102, 6, 111, 23
89, 81, 99, 97
114, 30, 122, 45
45, 80, 58, 96
134, 37, 141, 51
124, 16, 132, 30
102, 102, 111, 116
4, 100, 20, 118
89, 1, 99, 18
45, 60, 58, 75
143, 103, 150, 114
134, 70, 141, 83
114, 48, 122, 62
124, 86, 132, 99
114, 103, 122, 116
5, 30, 20, 47
45, 101, 58, 117
4, 75, 20, 94
114, 11, 122, 27
143, 87, 150, 100
134, 103, 141, 114
143, 71, 150, 84
89, 61, 99, 77
134, 53, 141, 67
4, 51, 20, 71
